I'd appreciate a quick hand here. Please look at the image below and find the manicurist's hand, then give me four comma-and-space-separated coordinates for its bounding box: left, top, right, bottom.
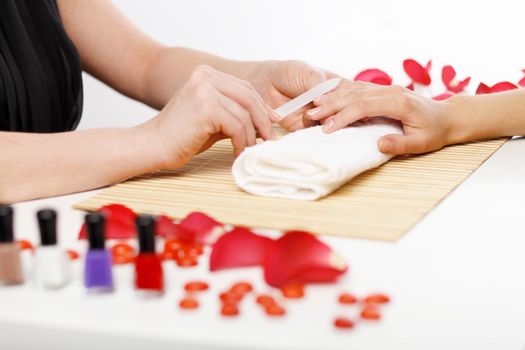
306, 81, 455, 155
144, 65, 279, 169
247, 60, 336, 131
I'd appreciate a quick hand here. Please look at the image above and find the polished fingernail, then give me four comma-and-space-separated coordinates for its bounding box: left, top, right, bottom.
307, 107, 322, 118
322, 119, 334, 133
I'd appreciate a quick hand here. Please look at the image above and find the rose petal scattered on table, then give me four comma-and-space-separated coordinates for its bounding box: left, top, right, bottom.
432, 91, 454, 101
179, 212, 224, 245
209, 227, 273, 271
156, 215, 191, 240
403, 58, 432, 85
519, 69, 525, 87
78, 204, 137, 240
476, 81, 518, 94
354, 68, 392, 85
441, 65, 470, 93
263, 231, 348, 288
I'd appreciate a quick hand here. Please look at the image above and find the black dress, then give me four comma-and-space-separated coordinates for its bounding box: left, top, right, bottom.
0, 0, 83, 132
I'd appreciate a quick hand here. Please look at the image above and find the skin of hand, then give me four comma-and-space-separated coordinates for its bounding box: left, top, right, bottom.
144, 65, 279, 169
306, 81, 457, 155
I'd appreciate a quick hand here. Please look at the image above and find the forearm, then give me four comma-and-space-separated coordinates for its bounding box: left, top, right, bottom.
446, 89, 525, 144
0, 124, 162, 204
144, 47, 262, 109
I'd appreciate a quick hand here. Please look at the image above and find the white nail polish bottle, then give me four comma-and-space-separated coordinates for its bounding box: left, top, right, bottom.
33, 209, 71, 289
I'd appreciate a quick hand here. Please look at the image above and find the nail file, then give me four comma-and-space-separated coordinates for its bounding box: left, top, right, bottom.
274, 77, 342, 120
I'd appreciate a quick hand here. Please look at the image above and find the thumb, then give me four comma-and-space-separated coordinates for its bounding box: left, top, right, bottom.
278, 61, 327, 97
378, 134, 427, 155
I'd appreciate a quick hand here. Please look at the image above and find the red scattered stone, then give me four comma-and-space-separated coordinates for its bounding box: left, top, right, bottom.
179, 297, 199, 309
334, 317, 354, 329
265, 304, 286, 317
184, 281, 209, 292
231, 282, 253, 294
184, 242, 204, 257
111, 242, 135, 264
176, 256, 198, 268
361, 307, 381, 320
338, 293, 358, 305
363, 293, 390, 305
17, 239, 34, 252
66, 249, 80, 260
164, 239, 185, 252
280, 284, 305, 299
256, 294, 276, 307
220, 304, 239, 317
220, 291, 243, 304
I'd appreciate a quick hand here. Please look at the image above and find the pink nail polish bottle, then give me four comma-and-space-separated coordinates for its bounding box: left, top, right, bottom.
0, 206, 24, 286
33, 209, 71, 289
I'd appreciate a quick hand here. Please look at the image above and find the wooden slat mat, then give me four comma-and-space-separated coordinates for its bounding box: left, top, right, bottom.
74, 138, 506, 241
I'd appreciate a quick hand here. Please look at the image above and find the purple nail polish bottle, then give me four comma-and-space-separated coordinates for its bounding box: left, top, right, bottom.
84, 213, 114, 293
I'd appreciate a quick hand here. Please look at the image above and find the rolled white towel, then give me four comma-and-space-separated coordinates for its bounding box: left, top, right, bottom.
232, 118, 403, 201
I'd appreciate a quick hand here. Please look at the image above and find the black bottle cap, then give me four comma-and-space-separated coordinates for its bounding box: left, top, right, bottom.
37, 209, 57, 246
136, 215, 156, 254
86, 212, 106, 250
0, 206, 14, 243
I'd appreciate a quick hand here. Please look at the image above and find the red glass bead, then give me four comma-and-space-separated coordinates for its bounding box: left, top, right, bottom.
360, 307, 381, 320
280, 284, 304, 299
179, 297, 199, 309
265, 304, 286, 316
111, 242, 135, 265
134, 253, 164, 292
256, 294, 276, 307
176, 256, 198, 268
338, 293, 358, 305
66, 249, 80, 260
17, 239, 34, 252
220, 291, 243, 304
184, 281, 209, 292
220, 304, 239, 317
164, 239, 185, 252
334, 317, 354, 329
363, 293, 390, 305
184, 242, 204, 256
231, 282, 253, 294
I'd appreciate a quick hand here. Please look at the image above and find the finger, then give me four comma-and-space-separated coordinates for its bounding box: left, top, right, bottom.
276, 61, 327, 98
210, 71, 276, 140
215, 91, 257, 147
322, 92, 412, 133
308, 84, 402, 121
378, 134, 431, 155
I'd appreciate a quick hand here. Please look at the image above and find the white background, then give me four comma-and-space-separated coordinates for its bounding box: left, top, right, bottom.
2, 1, 525, 349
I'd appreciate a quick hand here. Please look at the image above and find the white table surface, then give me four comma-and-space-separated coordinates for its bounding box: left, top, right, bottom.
1, 1, 525, 349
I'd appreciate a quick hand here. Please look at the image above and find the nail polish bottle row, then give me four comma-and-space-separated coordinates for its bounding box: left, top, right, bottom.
0, 206, 24, 286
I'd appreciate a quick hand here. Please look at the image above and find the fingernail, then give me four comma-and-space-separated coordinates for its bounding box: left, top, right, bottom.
379, 139, 392, 151
313, 95, 327, 105
322, 119, 334, 133
307, 107, 322, 118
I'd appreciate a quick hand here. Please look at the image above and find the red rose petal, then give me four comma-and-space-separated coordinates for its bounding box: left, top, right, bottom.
432, 92, 454, 101
441, 65, 470, 93
179, 212, 224, 245
491, 81, 518, 93
519, 70, 525, 87
354, 69, 392, 85
78, 204, 137, 240
475, 82, 492, 95
209, 227, 273, 271
406, 83, 414, 91
156, 215, 191, 240
263, 231, 348, 288
403, 58, 431, 85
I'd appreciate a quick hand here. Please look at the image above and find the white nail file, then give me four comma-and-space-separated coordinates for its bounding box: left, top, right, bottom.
274, 77, 341, 120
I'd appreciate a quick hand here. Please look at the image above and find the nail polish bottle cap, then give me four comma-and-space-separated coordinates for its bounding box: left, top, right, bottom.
0, 206, 14, 243
86, 212, 106, 250
37, 209, 57, 246
136, 215, 156, 254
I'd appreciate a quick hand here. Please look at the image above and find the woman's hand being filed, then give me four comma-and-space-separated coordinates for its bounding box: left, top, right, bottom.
307, 81, 457, 155
144, 65, 279, 169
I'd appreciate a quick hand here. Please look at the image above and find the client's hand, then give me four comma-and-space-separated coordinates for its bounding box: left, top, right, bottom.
306, 81, 454, 155
248, 60, 337, 131
146, 65, 279, 169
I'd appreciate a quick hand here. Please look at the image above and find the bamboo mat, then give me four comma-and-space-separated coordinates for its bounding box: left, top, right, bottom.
74, 137, 506, 241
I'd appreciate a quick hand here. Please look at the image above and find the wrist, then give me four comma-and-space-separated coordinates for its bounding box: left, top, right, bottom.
131, 118, 168, 171
441, 94, 479, 145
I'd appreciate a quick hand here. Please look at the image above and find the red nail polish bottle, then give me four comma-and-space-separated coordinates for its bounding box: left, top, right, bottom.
134, 215, 163, 294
